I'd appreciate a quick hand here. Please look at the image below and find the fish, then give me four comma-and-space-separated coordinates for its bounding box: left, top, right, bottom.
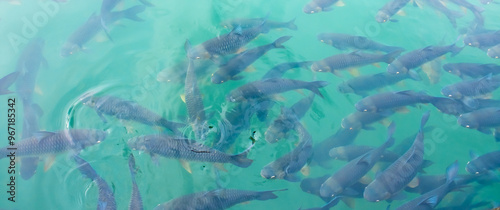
443, 63, 500, 79
422, 0, 464, 28
396, 161, 459, 210
441, 74, 500, 107
317, 33, 404, 53
0, 129, 107, 160
127, 134, 254, 168
101, 0, 152, 16
265, 93, 315, 143
61, 5, 146, 57
261, 61, 313, 79
337, 72, 419, 96
464, 30, 500, 49
226, 78, 329, 102
311, 128, 360, 168
458, 108, 500, 140
303, 0, 344, 14
73, 155, 117, 210
187, 23, 268, 60
184, 41, 209, 140
311, 50, 402, 76
329, 145, 400, 162
154, 189, 286, 210
364, 112, 430, 202
466, 150, 500, 174
19, 102, 44, 180
488, 44, 500, 59
260, 122, 313, 182
387, 44, 463, 75
14, 38, 47, 102
340, 110, 394, 130
355, 90, 433, 112
478, 0, 494, 4
375, 0, 411, 23
220, 16, 297, 31
82, 95, 186, 134
320, 123, 396, 198
404, 171, 498, 194
128, 154, 143, 210
211, 36, 292, 84
449, 0, 485, 15
430, 97, 472, 116
0, 72, 19, 95
301, 175, 367, 202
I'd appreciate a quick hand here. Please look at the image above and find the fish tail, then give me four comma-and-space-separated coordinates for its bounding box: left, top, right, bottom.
384, 49, 403, 63
20, 157, 39, 180
420, 111, 431, 132
383, 46, 405, 53
73, 155, 100, 181
0, 71, 19, 95
385, 122, 396, 148
256, 189, 287, 200
128, 154, 137, 182
120, 5, 146, 21
307, 81, 330, 98
287, 18, 298, 30
446, 161, 459, 184
230, 143, 254, 168
273, 36, 292, 48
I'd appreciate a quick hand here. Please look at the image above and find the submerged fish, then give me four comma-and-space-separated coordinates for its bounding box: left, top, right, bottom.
303, 0, 344, 14
83, 95, 186, 133
0, 72, 19, 95
226, 78, 329, 102
317, 33, 404, 53
464, 30, 500, 49
262, 61, 313, 79
364, 112, 430, 202
441, 74, 500, 106
311, 50, 402, 76
337, 72, 419, 96
128, 134, 254, 168
430, 97, 472, 116
128, 154, 143, 210
375, 0, 411, 23
355, 90, 433, 112
73, 155, 117, 210
311, 128, 360, 168
154, 189, 286, 210
443, 63, 500, 79
466, 150, 500, 174
422, 0, 464, 28
487, 44, 500, 59
458, 107, 500, 141
341, 110, 394, 131
220, 16, 297, 31
329, 145, 400, 162
211, 36, 291, 84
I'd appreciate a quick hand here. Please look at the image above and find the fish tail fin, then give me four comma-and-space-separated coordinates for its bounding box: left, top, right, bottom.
73, 155, 99, 181
256, 189, 287, 200
230, 143, 254, 168
307, 81, 330, 98
20, 157, 39, 180
120, 5, 146, 21
446, 160, 459, 184
420, 111, 431, 131
273, 36, 292, 48
0, 71, 20, 95
385, 122, 396, 148
384, 49, 403, 63
287, 18, 298, 30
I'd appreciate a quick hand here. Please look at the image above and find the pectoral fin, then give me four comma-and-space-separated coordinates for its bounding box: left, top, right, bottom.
180, 160, 192, 173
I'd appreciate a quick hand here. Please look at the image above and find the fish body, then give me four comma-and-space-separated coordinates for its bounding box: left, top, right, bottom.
337, 72, 415, 96
311, 51, 402, 75
154, 189, 285, 210
443, 63, 500, 79
220, 17, 297, 31
376, 0, 411, 23
329, 145, 400, 162
262, 61, 313, 79
430, 97, 472, 116
211, 36, 291, 84
488, 44, 500, 59
464, 30, 500, 48
317, 33, 404, 52
364, 112, 430, 202
312, 128, 359, 168
355, 90, 433, 112
341, 110, 394, 130
466, 150, 500, 174
15, 38, 47, 101
128, 134, 253, 168
227, 78, 328, 102
303, 0, 340, 14
458, 107, 500, 132
128, 154, 143, 210
441, 74, 500, 100
423, 0, 464, 27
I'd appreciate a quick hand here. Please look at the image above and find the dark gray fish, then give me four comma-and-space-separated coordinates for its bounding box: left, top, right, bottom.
430, 97, 472, 116
341, 110, 394, 130
464, 30, 500, 49
317, 33, 404, 53
479, 0, 494, 4
226, 78, 329, 102
0, 129, 106, 159
375, 0, 411, 23
220, 16, 297, 31
387, 44, 463, 75
265, 93, 315, 143
74, 155, 116, 210
211, 36, 291, 84
261, 122, 313, 182
422, 0, 464, 28
364, 112, 430, 202
83, 95, 185, 133
311, 50, 402, 76
434, 192, 490, 210
441, 74, 500, 102
184, 41, 208, 140
61, 5, 145, 57
449, 0, 484, 15
101, 0, 152, 16
396, 161, 459, 210
15, 38, 47, 101
458, 107, 500, 131
355, 90, 433, 112
19, 102, 43, 180
301, 175, 366, 201
262, 61, 313, 79
128, 154, 143, 210
303, 0, 343, 14
128, 134, 253, 168
329, 145, 400, 162
404, 171, 498, 194
320, 123, 395, 198
443, 63, 500, 79
488, 44, 500, 59
187, 23, 268, 60
311, 128, 360, 168
338, 72, 419, 96
154, 189, 286, 210
467, 150, 500, 174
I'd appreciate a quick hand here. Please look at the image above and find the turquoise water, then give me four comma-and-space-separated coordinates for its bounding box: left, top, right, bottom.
1, 0, 500, 209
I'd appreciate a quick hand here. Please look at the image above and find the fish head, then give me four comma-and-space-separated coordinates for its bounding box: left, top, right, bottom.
310, 62, 330, 73
226, 90, 245, 102
375, 11, 390, 23
457, 114, 479, 129
340, 115, 361, 130
70, 129, 107, 148
60, 43, 79, 57
211, 71, 229, 84
265, 122, 286, 143
260, 164, 281, 179
463, 36, 480, 47
355, 100, 377, 112
316, 34, 333, 45
319, 179, 343, 198
487, 46, 500, 59
465, 161, 482, 175
303, 1, 322, 14
187, 45, 211, 60
442, 64, 461, 76
337, 82, 355, 93
387, 61, 407, 75
440, 86, 462, 99
363, 181, 391, 202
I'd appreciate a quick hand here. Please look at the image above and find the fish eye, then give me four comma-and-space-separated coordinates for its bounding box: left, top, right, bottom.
97, 140, 101, 143
320, 40, 324, 42
475, 172, 479, 174
196, 56, 200, 59
363, 109, 368, 112
376, 200, 380, 202
448, 94, 452, 97
468, 43, 472, 46
466, 125, 470, 128
270, 175, 276, 179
